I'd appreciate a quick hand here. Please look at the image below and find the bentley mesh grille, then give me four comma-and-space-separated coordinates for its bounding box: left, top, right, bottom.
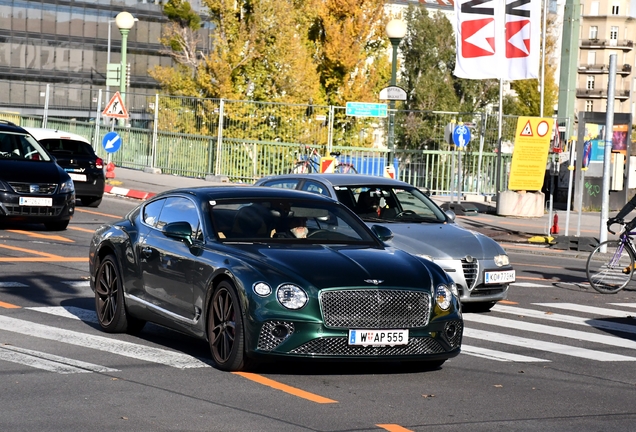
4, 205, 60, 217
320, 289, 430, 329
289, 337, 444, 356
8, 182, 58, 195
461, 258, 479, 290
257, 321, 294, 352
444, 320, 463, 349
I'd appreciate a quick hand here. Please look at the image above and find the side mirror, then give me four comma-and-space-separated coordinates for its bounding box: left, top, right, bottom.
163, 221, 193, 246
371, 224, 394, 242
444, 210, 456, 222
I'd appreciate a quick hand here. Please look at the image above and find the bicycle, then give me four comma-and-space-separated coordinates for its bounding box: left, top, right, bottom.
586, 220, 636, 293
290, 145, 358, 174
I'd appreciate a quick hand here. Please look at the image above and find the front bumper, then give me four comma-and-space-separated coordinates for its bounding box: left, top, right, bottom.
433, 258, 513, 303
0, 191, 75, 222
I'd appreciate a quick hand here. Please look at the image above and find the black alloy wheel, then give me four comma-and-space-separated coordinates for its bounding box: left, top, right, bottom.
208, 281, 249, 371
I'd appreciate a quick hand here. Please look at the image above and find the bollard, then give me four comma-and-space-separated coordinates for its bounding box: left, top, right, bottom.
550, 212, 559, 235
106, 162, 116, 179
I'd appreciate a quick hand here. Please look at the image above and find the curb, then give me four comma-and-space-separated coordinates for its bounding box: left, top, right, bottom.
104, 184, 156, 201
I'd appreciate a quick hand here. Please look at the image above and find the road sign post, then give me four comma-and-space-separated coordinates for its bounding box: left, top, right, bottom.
452, 125, 471, 203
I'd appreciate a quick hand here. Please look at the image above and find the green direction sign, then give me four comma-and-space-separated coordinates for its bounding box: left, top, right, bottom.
346, 102, 388, 118
106, 63, 121, 87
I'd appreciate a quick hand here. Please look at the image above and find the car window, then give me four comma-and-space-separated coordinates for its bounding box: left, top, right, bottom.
156, 197, 202, 240
262, 179, 299, 190
301, 180, 330, 196
39, 139, 93, 155
0, 132, 51, 161
143, 199, 165, 227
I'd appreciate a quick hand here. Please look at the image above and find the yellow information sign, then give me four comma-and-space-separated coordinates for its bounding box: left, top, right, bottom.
508, 116, 554, 191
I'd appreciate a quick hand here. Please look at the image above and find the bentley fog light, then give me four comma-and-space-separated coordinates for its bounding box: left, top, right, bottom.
435, 285, 452, 310
253, 282, 272, 297
276, 284, 308, 310
494, 254, 510, 267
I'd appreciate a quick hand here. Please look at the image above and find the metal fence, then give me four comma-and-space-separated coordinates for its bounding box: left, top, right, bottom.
0, 85, 565, 197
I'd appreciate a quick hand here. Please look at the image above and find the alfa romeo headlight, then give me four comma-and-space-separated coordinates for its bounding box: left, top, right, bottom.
494, 254, 509, 267
60, 178, 75, 193
276, 284, 308, 310
435, 284, 452, 310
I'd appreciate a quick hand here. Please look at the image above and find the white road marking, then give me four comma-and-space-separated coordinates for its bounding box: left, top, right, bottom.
492, 304, 636, 334
609, 303, 636, 309
534, 303, 636, 318
511, 282, 550, 288
464, 314, 636, 350
28, 306, 98, 324
0, 344, 118, 373
461, 345, 549, 362
62, 281, 91, 288
0, 282, 28, 288
0, 315, 210, 369
464, 328, 636, 361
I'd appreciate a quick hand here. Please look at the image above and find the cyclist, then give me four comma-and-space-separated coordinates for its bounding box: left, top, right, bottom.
607, 196, 636, 273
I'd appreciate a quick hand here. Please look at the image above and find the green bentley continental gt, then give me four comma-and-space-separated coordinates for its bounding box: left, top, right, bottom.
89, 186, 463, 371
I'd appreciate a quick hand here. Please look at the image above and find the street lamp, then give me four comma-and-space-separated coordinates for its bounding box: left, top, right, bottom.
385, 18, 407, 168
115, 11, 136, 123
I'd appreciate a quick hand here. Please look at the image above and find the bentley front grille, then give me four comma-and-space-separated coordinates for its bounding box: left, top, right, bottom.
257, 321, 294, 352
461, 258, 479, 289
8, 182, 58, 195
319, 289, 430, 329
289, 337, 444, 356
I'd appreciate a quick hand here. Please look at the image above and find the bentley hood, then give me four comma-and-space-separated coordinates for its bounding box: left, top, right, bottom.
378, 222, 506, 260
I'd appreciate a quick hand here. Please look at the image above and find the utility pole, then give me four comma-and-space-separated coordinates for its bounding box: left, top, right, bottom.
557, 0, 580, 161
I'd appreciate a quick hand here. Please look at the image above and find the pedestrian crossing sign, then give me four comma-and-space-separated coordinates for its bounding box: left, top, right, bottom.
102, 91, 129, 119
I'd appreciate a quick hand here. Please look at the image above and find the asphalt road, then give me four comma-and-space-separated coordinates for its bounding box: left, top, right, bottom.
1, 195, 636, 431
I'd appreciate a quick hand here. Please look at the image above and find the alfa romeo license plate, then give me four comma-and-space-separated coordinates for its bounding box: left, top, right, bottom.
485, 270, 516, 284
68, 173, 87, 182
19, 197, 52, 206
348, 329, 408, 346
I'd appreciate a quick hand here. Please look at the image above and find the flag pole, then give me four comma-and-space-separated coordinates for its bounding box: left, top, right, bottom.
496, 78, 503, 213
540, 0, 548, 117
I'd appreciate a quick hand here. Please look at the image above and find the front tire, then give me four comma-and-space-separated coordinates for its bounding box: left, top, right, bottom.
95, 254, 145, 333
208, 281, 250, 371
586, 240, 634, 294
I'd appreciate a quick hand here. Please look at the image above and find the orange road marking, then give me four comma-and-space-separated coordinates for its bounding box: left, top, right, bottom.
511, 262, 563, 269
0, 301, 21, 309
0, 257, 88, 262
516, 276, 554, 281
377, 424, 413, 432
498, 300, 518, 305
0, 244, 61, 258
69, 226, 96, 233
6, 230, 73, 243
75, 208, 121, 218
233, 372, 338, 404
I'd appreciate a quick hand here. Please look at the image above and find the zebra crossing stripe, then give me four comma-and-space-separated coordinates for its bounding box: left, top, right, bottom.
511, 282, 550, 288
62, 281, 91, 288
0, 344, 119, 374
463, 328, 636, 361
464, 314, 636, 350
0, 282, 28, 288
28, 306, 98, 324
0, 315, 210, 369
461, 345, 549, 362
534, 303, 636, 318
493, 304, 636, 335
608, 303, 636, 309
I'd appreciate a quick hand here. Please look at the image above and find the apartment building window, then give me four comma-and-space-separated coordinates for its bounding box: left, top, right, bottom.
585, 100, 594, 111
590, 1, 599, 15
587, 76, 595, 89
589, 26, 598, 39
588, 51, 596, 65
611, 26, 619, 46
612, 4, 620, 14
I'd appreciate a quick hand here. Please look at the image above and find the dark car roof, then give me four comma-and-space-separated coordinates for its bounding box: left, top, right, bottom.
0, 120, 29, 134
257, 173, 414, 188
152, 186, 340, 202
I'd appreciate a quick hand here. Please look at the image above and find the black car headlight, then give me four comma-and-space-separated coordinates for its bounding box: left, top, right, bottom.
276, 284, 308, 310
60, 178, 75, 193
435, 284, 454, 310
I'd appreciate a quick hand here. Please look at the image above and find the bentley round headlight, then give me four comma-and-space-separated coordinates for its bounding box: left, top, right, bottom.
435, 285, 452, 310
276, 284, 308, 310
494, 254, 510, 267
253, 282, 272, 297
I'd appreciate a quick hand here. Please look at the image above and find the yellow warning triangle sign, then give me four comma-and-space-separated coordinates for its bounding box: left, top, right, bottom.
520, 120, 533, 137
102, 91, 129, 119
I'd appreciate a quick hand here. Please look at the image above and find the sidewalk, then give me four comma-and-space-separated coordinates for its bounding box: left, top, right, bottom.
104, 167, 607, 253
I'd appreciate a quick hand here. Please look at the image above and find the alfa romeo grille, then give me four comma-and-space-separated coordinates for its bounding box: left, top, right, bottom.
461, 258, 479, 289
8, 182, 58, 195
320, 289, 430, 329
289, 337, 444, 356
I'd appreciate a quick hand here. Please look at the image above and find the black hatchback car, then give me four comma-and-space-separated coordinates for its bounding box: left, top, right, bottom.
0, 120, 75, 230
24, 127, 105, 207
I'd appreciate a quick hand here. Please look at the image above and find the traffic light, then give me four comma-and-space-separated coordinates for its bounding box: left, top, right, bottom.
126, 63, 131, 88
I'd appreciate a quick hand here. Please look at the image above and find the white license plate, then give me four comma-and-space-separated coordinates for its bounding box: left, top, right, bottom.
19, 197, 53, 207
348, 329, 409, 346
485, 270, 516, 284
68, 173, 87, 182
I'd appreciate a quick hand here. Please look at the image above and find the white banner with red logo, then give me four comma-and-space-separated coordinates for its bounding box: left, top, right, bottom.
453, 0, 540, 80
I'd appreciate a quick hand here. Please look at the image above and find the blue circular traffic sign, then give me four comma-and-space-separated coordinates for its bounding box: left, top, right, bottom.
452, 125, 471, 147
102, 131, 122, 153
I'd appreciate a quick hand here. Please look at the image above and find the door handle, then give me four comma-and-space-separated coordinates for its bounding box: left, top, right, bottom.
141, 247, 153, 257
